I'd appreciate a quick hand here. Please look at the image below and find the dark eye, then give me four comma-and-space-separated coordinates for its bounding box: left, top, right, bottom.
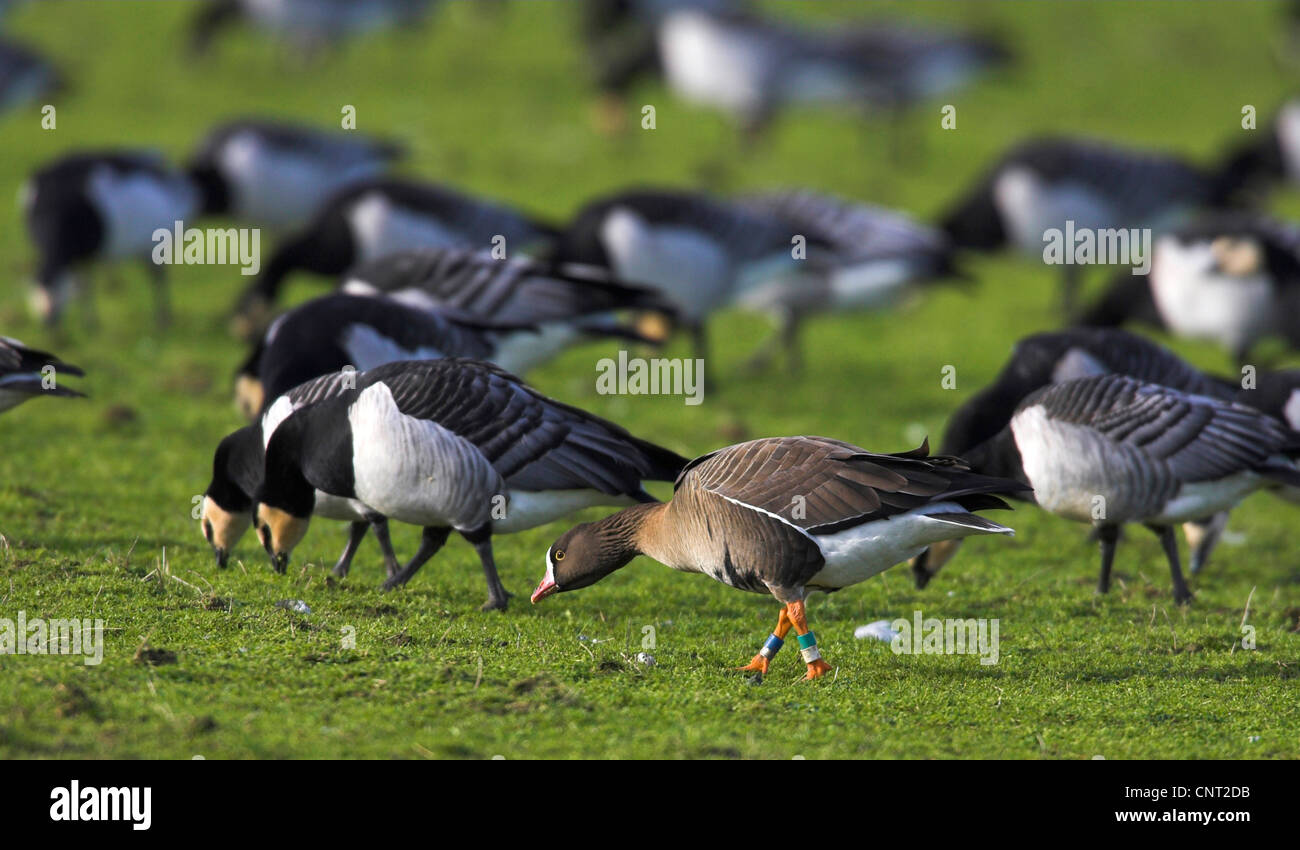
553, 549, 565, 561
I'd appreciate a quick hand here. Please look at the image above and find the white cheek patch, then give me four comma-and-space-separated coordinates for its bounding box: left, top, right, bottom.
543, 546, 556, 587
1285, 388, 1300, 432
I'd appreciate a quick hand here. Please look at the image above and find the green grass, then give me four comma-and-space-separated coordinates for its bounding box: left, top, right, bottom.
1, 0, 1298, 759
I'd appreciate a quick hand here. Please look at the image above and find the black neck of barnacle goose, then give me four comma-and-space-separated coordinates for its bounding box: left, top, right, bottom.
207, 425, 264, 514
259, 404, 347, 518
186, 159, 229, 216
937, 170, 1007, 250
941, 380, 1025, 457
242, 212, 357, 305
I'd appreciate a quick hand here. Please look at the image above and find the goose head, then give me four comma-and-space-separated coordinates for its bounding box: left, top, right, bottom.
254, 503, 311, 574
531, 516, 642, 603
199, 494, 251, 569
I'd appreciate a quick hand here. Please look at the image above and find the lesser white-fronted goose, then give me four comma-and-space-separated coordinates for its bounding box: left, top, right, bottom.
0, 337, 84, 413
914, 328, 1238, 587
232, 177, 558, 336
202, 369, 402, 576
940, 137, 1241, 315
531, 436, 1024, 679
255, 358, 688, 610
969, 375, 1300, 604
23, 150, 200, 327
187, 118, 404, 231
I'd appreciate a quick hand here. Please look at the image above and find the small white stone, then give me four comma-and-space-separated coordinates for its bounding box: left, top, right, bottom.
635, 652, 656, 667
854, 620, 899, 642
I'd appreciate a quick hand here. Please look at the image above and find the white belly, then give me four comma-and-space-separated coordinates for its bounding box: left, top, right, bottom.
994, 167, 1119, 257
601, 211, 733, 322
312, 491, 372, 522
807, 502, 1010, 589
659, 12, 767, 116
491, 489, 635, 534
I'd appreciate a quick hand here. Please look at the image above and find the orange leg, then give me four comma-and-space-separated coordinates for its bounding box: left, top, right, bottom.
737, 607, 793, 675
786, 600, 833, 681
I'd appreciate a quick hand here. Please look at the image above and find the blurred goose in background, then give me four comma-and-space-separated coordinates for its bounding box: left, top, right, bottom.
940, 137, 1243, 316
187, 118, 404, 231
202, 370, 403, 576
1079, 213, 1300, 363
655, 7, 1010, 145
1214, 97, 1300, 198
913, 327, 1241, 588
0, 337, 84, 413
234, 293, 526, 418
964, 375, 1300, 604
0, 38, 61, 114
189, 0, 436, 57
255, 358, 688, 610
340, 246, 676, 365
232, 177, 559, 336
577, 0, 737, 133
552, 187, 832, 365
531, 436, 1024, 680
22, 150, 200, 328
733, 189, 963, 371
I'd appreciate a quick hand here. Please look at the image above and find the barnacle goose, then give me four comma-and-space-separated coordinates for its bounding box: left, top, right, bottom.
0, 337, 84, 413
255, 358, 688, 610
22, 150, 200, 327
190, 0, 436, 56
231, 177, 559, 336
0, 38, 61, 114
187, 118, 404, 231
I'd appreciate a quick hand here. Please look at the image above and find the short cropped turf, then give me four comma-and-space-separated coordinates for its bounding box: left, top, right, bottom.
0, 1, 1297, 759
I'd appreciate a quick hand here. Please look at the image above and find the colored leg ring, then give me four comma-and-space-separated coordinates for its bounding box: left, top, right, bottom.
759, 633, 784, 659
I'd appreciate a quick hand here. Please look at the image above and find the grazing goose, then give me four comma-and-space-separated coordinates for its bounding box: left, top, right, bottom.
190, 0, 436, 56
1081, 213, 1300, 363
22, 150, 200, 327
531, 436, 1024, 679
339, 247, 675, 370
553, 188, 829, 364
187, 119, 404, 231
234, 292, 539, 419
0, 38, 61, 114
940, 137, 1240, 315
967, 375, 1300, 604
0, 337, 84, 413
655, 8, 1008, 142
913, 328, 1239, 587
232, 177, 558, 335
733, 190, 962, 370
255, 358, 688, 610
202, 370, 401, 576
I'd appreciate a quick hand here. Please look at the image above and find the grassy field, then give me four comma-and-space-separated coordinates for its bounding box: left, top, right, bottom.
1, 0, 1298, 759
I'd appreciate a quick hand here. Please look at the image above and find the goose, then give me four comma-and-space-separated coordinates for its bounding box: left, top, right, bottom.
552, 188, 829, 364
732, 190, 962, 370
1081, 213, 1300, 363
189, 0, 436, 56
255, 358, 688, 610
22, 150, 200, 327
655, 8, 1009, 142
940, 137, 1241, 315
201, 369, 401, 576
187, 118, 404, 231
234, 292, 543, 419
530, 435, 1024, 680
913, 327, 1239, 587
232, 177, 558, 336
1214, 97, 1300, 198
0, 337, 84, 413
965, 374, 1300, 604
0, 38, 61, 114
339, 247, 676, 370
